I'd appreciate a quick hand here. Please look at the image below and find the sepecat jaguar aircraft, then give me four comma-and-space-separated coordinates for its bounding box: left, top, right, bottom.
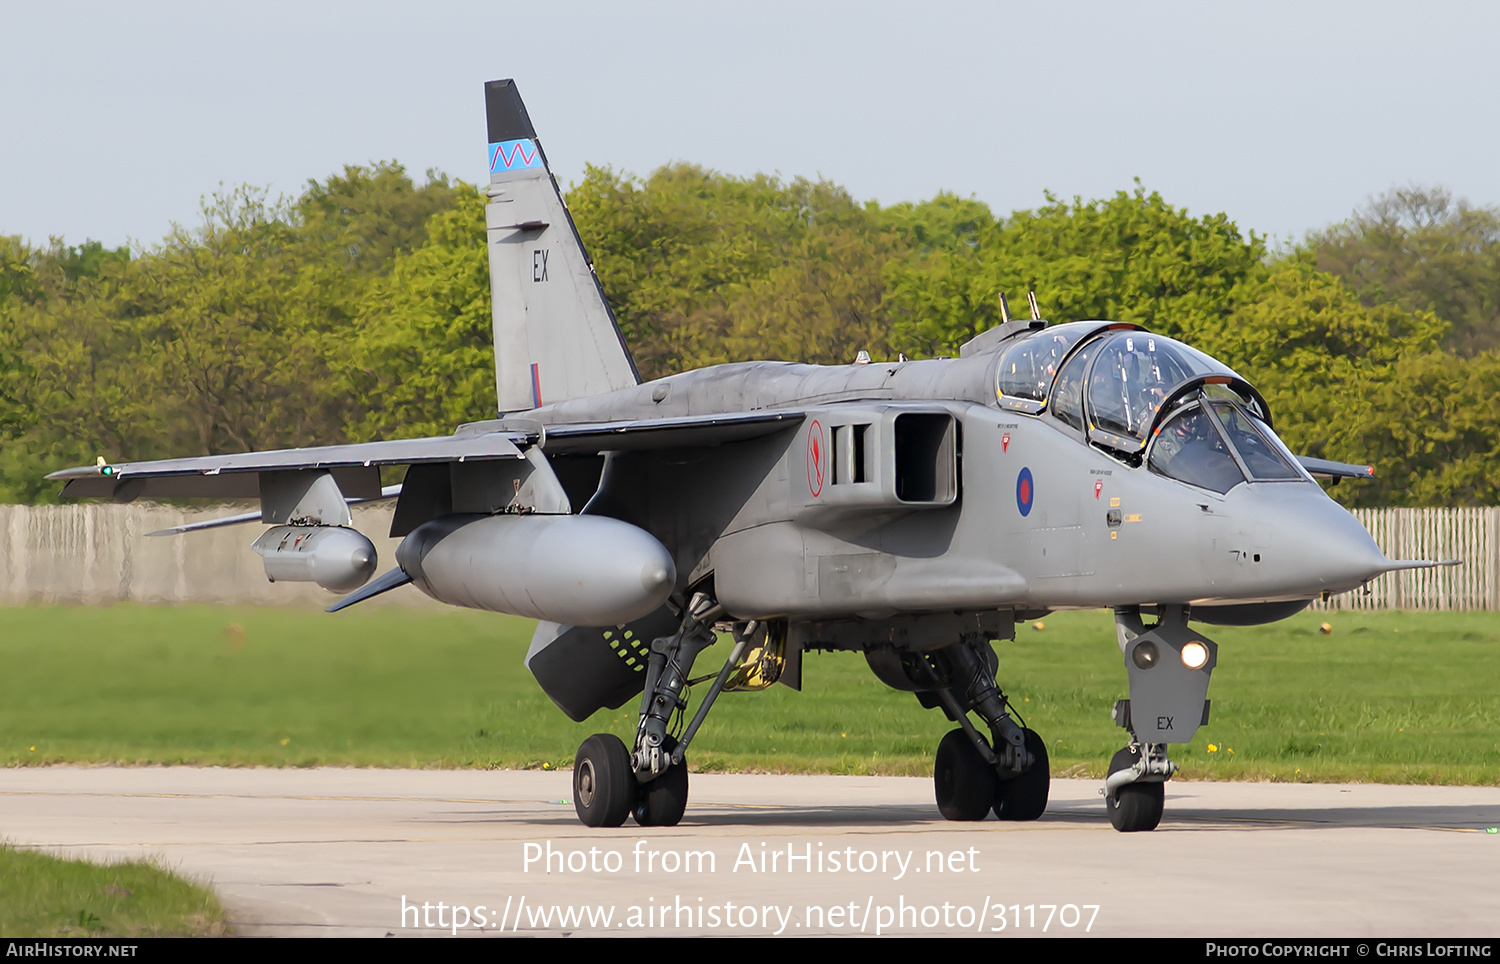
50, 80, 1450, 832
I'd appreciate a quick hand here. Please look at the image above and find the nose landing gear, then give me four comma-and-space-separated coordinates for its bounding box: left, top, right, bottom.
1104, 606, 1217, 832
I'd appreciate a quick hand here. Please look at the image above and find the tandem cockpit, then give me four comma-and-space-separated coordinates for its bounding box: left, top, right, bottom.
991, 320, 1315, 493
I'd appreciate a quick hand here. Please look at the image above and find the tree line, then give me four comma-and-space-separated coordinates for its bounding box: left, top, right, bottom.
2, 164, 1497, 508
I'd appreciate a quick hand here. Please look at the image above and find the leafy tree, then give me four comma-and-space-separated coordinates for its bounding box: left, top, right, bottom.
344, 187, 495, 442
1205, 260, 1450, 505
1351, 350, 1500, 506
1307, 186, 1500, 356
876, 192, 993, 254
0, 239, 145, 502
115, 187, 358, 455
296, 162, 457, 275
688, 224, 893, 368
885, 184, 1266, 358
569, 164, 895, 376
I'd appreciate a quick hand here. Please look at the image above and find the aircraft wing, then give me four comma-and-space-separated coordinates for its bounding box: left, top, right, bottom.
48, 433, 530, 501
48, 411, 805, 502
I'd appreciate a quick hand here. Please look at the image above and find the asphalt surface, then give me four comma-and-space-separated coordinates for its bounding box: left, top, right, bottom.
3, 767, 1499, 938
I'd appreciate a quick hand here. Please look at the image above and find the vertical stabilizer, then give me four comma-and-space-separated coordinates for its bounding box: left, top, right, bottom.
484, 79, 639, 413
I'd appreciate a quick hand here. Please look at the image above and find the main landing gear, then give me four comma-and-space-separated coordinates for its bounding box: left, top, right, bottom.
870, 635, 1050, 822
1103, 606, 1219, 832
573, 592, 742, 828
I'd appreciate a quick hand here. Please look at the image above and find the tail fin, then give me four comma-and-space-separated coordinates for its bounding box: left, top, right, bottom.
484, 79, 639, 414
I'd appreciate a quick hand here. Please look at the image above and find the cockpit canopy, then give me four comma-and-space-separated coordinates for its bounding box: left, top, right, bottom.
994, 321, 1100, 412
993, 322, 1308, 490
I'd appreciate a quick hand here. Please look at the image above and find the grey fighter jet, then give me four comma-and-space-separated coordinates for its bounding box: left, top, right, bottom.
50, 80, 1449, 832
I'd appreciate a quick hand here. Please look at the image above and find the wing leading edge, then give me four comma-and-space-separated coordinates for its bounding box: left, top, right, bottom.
49, 411, 806, 501
48, 433, 531, 502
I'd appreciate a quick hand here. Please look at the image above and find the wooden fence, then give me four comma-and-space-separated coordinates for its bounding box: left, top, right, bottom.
0, 503, 422, 609
1314, 507, 1500, 611
0, 504, 1495, 610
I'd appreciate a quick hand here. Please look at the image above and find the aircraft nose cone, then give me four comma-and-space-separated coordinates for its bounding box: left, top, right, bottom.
1242, 485, 1389, 594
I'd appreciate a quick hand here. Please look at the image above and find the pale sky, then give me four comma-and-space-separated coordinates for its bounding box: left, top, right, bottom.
3, 1, 1498, 251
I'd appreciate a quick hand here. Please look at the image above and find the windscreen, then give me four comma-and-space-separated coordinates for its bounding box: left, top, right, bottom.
1149, 397, 1307, 492
1207, 402, 1301, 481
1147, 407, 1245, 493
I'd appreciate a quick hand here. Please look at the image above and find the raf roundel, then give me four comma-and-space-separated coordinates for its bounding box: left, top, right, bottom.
1016, 467, 1035, 517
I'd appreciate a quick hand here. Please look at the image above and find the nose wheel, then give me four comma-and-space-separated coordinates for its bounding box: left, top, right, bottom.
1105, 745, 1165, 831
1106, 782, 1164, 832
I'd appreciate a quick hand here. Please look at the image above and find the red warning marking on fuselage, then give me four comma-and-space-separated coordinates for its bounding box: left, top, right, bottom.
1002, 432, 1011, 453
1095, 480, 1104, 499
807, 420, 824, 497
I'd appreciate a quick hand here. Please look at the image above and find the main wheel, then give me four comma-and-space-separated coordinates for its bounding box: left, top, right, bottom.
994, 728, 1049, 821
574, 734, 634, 828
1105, 745, 1164, 832
934, 728, 996, 821
633, 738, 689, 827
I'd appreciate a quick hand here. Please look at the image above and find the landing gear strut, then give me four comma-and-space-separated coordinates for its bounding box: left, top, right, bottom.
1103, 606, 1218, 832
872, 634, 1051, 823
572, 592, 743, 829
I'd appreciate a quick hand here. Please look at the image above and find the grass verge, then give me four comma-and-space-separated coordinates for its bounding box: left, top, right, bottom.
0, 844, 225, 938
0, 604, 1497, 784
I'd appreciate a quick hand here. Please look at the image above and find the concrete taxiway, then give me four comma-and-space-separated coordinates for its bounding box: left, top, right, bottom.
2, 767, 1498, 937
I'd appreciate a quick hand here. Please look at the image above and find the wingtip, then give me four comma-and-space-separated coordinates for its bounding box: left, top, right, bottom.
46, 466, 103, 481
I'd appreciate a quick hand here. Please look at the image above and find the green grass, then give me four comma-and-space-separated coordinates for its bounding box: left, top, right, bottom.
0, 844, 225, 938
1, 604, 1498, 784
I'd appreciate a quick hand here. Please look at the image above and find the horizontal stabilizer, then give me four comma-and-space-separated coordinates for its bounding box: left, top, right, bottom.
1296, 456, 1375, 480
326, 566, 413, 613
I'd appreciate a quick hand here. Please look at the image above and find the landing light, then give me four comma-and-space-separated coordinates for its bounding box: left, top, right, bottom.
1130, 640, 1159, 670
1181, 641, 1209, 669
